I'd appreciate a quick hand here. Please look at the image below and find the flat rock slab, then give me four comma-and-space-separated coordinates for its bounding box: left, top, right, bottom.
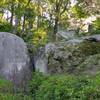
82, 35, 100, 42
0, 32, 31, 89
57, 31, 76, 40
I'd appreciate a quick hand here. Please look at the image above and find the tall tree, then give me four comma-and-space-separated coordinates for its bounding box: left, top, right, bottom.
47, 0, 70, 34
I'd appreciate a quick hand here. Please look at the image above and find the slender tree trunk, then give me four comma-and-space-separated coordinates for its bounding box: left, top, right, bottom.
37, 0, 41, 29
13, 3, 21, 34
37, 16, 40, 28
21, 0, 31, 33
28, 20, 33, 30
53, 2, 60, 35
10, 2, 14, 26
49, 14, 52, 28
13, 16, 19, 34
22, 14, 26, 33
88, 24, 93, 33
54, 17, 59, 34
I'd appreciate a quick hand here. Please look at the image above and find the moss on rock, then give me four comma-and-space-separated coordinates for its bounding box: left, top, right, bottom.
47, 40, 100, 75
77, 54, 100, 75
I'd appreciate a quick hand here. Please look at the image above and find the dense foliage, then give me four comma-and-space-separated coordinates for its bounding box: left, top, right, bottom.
0, 20, 12, 32
0, 77, 32, 100
0, 0, 99, 48
0, 93, 32, 100
0, 78, 13, 93
1, 72, 100, 100
29, 72, 100, 100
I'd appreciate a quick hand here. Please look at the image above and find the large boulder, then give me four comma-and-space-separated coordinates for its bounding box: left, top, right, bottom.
45, 41, 82, 74
45, 36, 100, 74
33, 34, 100, 75
0, 32, 31, 89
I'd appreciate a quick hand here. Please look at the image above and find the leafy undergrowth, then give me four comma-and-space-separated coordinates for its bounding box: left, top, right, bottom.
0, 93, 32, 100
0, 78, 32, 100
0, 78, 13, 93
1, 72, 100, 100
29, 72, 100, 100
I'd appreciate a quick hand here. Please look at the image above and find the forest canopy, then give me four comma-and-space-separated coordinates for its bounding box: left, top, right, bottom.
0, 0, 100, 38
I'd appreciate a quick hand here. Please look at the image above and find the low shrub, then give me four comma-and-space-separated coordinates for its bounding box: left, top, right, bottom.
29, 72, 100, 100
0, 20, 12, 32
93, 18, 100, 30
78, 41, 100, 56
0, 78, 13, 93
91, 30, 100, 35
0, 77, 32, 100
29, 72, 48, 99
0, 93, 32, 100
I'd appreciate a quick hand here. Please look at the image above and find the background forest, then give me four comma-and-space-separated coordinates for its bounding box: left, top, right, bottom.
0, 0, 100, 46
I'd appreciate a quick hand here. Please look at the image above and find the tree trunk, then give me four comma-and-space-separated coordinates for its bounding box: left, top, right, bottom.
13, 16, 19, 34
53, 2, 60, 35
54, 17, 59, 34
21, 14, 26, 33
37, 0, 41, 29
28, 20, 33, 30
10, 2, 14, 26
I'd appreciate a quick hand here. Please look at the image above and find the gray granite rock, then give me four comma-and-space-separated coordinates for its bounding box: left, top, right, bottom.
56, 30, 76, 40
0, 32, 31, 89
34, 47, 48, 74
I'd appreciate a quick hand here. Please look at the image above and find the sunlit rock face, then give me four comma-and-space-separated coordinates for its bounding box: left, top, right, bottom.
0, 32, 31, 89
56, 30, 76, 40
45, 34, 100, 75
34, 47, 48, 74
